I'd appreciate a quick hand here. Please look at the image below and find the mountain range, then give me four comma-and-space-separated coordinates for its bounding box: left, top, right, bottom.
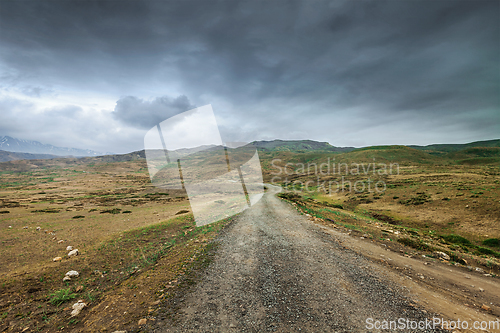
0, 135, 498, 164
250, 140, 355, 152
0, 136, 110, 157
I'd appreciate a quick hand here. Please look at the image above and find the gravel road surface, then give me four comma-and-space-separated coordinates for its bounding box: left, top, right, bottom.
155, 185, 445, 332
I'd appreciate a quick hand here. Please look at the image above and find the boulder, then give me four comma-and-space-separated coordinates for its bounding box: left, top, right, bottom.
53, 257, 62, 262
138, 318, 147, 325
68, 249, 79, 257
63, 276, 71, 282
66, 245, 73, 251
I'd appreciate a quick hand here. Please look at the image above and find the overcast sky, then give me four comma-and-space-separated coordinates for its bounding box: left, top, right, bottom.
0, 0, 498, 153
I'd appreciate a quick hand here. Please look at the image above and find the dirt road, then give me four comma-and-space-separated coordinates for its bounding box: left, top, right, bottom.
153, 185, 446, 332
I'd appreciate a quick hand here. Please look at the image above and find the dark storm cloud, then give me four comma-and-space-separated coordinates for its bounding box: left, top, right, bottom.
112, 95, 195, 129
0, 0, 498, 150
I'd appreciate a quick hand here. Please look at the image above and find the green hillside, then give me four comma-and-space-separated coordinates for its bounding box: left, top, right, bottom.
336, 146, 445, 165
251, 140, 354, 152
445, 147, 500, 165
409, 139, 500, 155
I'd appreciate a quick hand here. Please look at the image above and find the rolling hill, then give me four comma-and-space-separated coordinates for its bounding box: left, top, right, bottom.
408, 139, 500, 155
0, 150, 59, 162
251, 139, 354, 152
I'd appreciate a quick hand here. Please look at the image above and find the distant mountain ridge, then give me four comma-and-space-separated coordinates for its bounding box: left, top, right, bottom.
1, 136, 498, 163
0, 150, 59, 163
0, 136, 111, 157
408, 139, 500, 155
251, 140, 355, 152
251, 138, 500, 155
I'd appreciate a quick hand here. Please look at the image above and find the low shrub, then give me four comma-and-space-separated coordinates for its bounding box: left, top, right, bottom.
483, 238, 500, 248
49, 288, 76, 306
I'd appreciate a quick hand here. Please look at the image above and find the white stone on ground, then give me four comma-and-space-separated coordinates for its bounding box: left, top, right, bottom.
70, 300, 87, 317
65, 270, 79, 277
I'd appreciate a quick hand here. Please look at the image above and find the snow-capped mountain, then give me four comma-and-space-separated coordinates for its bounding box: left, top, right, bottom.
0, 136, 111, 157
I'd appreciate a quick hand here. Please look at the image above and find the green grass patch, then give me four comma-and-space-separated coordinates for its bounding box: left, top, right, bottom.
397, 237, 436, 252
483, 238, 500, 248
440, 234, 472, 246
49, 288, 76, 306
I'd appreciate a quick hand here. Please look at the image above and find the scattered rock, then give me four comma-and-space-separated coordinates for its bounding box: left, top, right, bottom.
57, 240, 64, 244
138, 318, 147, 325
66, 245, 73, 251
65, 270, 79, 277
68, 249, 79, 257
53, 257, 62, 262
475, 267, 484, 273
36, 227, 41, 231
111, 331, 127, 333
23, 226, 28, 229
481, 304, 491, 312
63, 276, 71, 282
434, 251, 450, 261
70, 300, 87, 316
75, 285, 84, 292
479, 288, 484, 292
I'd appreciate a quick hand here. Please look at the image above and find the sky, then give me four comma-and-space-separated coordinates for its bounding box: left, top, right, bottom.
0, 0, 498, 154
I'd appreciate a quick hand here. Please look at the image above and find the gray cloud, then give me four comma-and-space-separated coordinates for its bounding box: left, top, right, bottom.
0, 0, 498, 151
112, 95, 195, 129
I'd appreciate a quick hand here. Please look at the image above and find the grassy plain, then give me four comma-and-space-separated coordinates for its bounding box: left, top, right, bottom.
260, 147, 500, 274
0, 157, 233, 332
0, 143, 499, 331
